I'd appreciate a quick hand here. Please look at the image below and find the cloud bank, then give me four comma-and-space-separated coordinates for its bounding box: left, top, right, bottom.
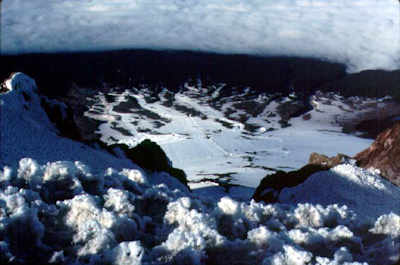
1, 0, 399, 72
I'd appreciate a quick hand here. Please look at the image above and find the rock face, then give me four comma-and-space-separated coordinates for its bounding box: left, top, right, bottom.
309, 152, 352, 168
355, 122, 400, 186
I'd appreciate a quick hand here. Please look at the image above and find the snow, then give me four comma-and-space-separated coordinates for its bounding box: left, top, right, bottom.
0, 159, 399, 264
370, 213, 400, 237
84, 85, 378, 198
1, 72, 399, 264
263, 245, 313, 265
0, 73, 187, 193
278, 164, 400, 220
105, 241, 144, 265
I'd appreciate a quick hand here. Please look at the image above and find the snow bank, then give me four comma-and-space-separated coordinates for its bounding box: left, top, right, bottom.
278, 164, 400, 220
1, 159, 398, 264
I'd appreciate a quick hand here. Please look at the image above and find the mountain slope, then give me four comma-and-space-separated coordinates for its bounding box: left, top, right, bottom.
0, 73, 399, 264
0, 72, 188, 192
0, 73, 138, 170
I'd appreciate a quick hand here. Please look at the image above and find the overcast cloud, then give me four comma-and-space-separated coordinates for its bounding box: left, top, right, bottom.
1, 0, 399, 72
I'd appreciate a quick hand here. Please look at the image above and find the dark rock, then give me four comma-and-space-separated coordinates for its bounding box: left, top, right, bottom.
302, 113, 311, 120
106, 140, 189, 188
0, 50, 347, 98
252, 152, 354, 203
355, 122, 400, 186
319, 70, 400, 101
354, 117, 398, 139
40, 97, 82, 140
252, 164, 330, 203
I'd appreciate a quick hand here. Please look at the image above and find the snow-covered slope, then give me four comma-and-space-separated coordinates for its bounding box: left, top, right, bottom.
0, 73, 187, 192
1, 73, 398, 264
0, 73, 140, 171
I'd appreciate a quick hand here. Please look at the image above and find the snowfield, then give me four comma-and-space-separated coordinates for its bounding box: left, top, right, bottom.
83, 83, 386, 197
0, 72, 399, 264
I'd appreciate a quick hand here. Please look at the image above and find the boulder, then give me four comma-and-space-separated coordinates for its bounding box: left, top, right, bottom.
252, 164, 330, 203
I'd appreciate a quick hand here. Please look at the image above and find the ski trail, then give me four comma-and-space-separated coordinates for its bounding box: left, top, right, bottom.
189, 116, 232, 157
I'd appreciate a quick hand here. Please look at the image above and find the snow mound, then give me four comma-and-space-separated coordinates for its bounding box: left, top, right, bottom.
1, 72, 55, 130
278, 164, 400, 220
1, 159, 398, 264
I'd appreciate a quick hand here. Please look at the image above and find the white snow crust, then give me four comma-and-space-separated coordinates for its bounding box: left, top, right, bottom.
278, 164, 400, 220
0, 160, 399, 264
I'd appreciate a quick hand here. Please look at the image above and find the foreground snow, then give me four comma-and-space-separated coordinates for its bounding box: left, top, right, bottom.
279, 164, 400, 220
0, 159, 399, 264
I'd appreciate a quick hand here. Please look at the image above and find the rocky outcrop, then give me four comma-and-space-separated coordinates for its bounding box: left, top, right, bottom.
355, 122, 400, 186
41, 97, 82, 140
309, 152, 352, 168
103, 139, 189, 189
252, 164, 330, 203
